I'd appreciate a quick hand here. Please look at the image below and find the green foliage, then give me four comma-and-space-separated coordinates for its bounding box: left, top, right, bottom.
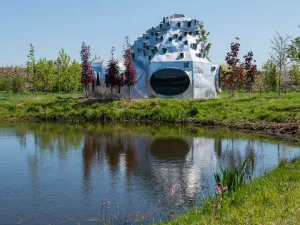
35, 58, 57, 92
214, 157, 254, 194
289, 64, 300, 86
23, 45, 82, 93
262, 60, 278, 91
0, 78, 12, 91
61, 60, 82, 92
25, 47, 82, 93
11, 76, 26, 93
288, 36, 300, 64
26, 43, 36, 91
199, 21, 211, 58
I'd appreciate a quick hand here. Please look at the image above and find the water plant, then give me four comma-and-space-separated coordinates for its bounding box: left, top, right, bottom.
213, 156, 254, 194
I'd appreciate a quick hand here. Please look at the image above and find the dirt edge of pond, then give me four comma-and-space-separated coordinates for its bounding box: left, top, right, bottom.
219, 122, 300, 143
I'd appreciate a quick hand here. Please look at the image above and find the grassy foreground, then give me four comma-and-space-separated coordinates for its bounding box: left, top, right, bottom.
0, 91, 300, 140
160, 158, 300, 225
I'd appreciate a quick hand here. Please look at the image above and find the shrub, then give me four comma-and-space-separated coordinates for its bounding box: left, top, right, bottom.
11, 76, 26, 93
0, 78, 12, 91
214, 157, 254, 194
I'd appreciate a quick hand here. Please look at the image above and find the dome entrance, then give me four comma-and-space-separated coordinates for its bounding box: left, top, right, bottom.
150, 68, 190, 96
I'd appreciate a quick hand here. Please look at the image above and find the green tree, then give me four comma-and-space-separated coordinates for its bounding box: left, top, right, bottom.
35, 58, 57, 92
262, 60, 278, 92
56, 49, 71, 93
199, 21, 212, 59
61, 60, 81, 92
289, 64, 300, 86
288, 35, 300, 64
26, 43, 37, 92
270, 32, 291, 97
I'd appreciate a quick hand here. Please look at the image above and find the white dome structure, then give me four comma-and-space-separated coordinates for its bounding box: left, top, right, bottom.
90, 14, 222, 99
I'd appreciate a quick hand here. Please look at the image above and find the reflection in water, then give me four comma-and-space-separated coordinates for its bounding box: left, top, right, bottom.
150, 138, 190, 158
0, 123, 299, 225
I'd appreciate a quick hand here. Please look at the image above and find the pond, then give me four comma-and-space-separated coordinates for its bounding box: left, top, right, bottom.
0, 123, 299, 225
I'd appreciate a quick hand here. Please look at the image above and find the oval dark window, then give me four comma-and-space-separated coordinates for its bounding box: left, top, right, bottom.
150, 68, 190, 96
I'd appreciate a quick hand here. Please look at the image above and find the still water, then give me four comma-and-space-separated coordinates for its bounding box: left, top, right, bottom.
0, 123, 299, 225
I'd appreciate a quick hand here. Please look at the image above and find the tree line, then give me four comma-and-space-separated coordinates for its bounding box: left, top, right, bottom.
222, 30, 300, 97
0, 44, 82, 93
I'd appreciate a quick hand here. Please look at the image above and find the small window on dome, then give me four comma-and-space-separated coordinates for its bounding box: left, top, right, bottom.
180, 53, 184, 58
192, 43, 197, 50
169, 37, 172, 41
178, 36, 183, 41
162, 48, 167, 54
184, 40, 188, 45
187, 21, 192, 27
177, 22, 181, 27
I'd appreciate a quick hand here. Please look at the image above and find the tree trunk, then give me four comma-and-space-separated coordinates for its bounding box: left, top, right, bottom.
128, 86, 131, 100
84, 84, 88, 99
231, 90, 237, 98
260, 87, 262, 96
278, 66, 281, 98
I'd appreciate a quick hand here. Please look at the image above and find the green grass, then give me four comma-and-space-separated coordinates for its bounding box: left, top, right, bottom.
159, 158, 300, 225
0, 91, 300, 129
0, 92, 82, 104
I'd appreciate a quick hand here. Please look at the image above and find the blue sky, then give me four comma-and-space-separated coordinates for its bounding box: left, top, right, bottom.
0, 0, 299, 67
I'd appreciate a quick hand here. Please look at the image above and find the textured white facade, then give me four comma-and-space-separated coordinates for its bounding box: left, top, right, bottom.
90, 14, 221, 99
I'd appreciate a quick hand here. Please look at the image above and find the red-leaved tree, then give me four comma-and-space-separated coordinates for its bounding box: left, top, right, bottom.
105, 47, 121, 94
243, 51, 260, 92
222, 38, 244, 97
123, 36, 137, 99
80, 42, 94, 98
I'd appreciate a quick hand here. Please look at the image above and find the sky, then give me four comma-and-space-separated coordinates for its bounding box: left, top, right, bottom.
0, 0, 299, 67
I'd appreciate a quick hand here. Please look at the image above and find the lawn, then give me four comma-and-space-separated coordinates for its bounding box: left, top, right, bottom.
0, 91, 300, 140
159, 158, 300, 225
0, 92, 82, 104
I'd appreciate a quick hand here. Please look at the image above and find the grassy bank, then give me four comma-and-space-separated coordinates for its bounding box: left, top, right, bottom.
0, 91, 300, 140
159, 158, 300, 225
